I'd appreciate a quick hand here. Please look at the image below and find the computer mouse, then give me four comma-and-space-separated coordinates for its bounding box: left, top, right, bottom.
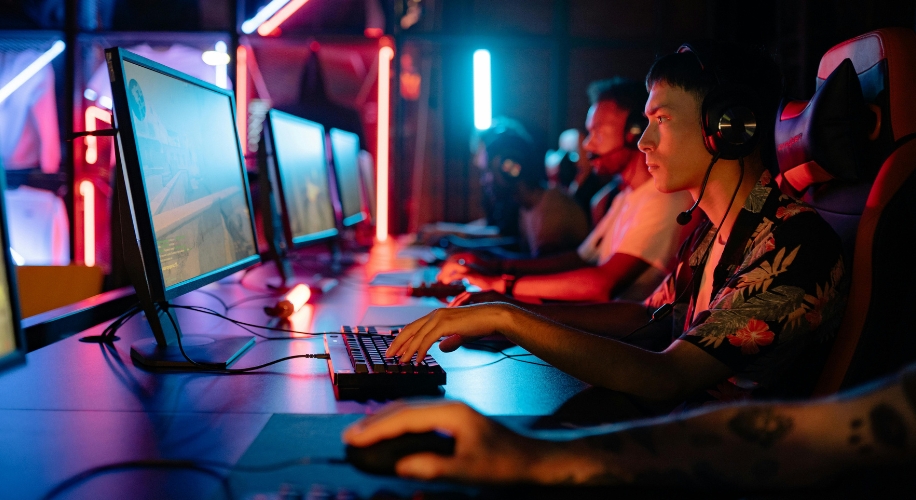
345, 431, 456, 476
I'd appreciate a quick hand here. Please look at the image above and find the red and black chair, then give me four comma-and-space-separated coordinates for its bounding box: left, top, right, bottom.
775, 28, 916, 395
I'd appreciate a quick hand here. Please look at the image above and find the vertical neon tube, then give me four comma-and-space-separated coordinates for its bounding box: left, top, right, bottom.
473, 49, 492, 130
79, 180, 95, 267
84, 105, 111, 164
236, 45, 248, 155
376, 46, 394, 242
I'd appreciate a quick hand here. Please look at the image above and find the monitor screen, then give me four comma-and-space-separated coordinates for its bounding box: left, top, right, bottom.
0, 188, 25, 372
329, 128, 366, 227
267, 110, 338, 245
119, 57, 258, 291
0, 252, 20, 366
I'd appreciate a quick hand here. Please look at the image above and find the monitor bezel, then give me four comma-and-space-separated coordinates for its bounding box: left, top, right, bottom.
264, 109, 340, 248
0, 168, 26, 372
328, 128, 368, 227
107, 47, 260, 302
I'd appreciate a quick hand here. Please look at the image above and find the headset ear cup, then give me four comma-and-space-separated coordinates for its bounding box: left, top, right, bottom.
624, 111, 647, 149
702, 87, 760, 160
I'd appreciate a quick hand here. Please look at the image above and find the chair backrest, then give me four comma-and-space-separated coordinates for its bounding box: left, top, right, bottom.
791, 28, 916, 395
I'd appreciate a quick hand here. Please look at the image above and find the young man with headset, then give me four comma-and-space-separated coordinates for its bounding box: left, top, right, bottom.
438, 78, 695, 302
387, 42, 846, 410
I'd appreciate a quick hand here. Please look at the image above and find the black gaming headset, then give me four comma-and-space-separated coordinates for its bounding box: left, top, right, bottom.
677, 43, 760, 160
623, 108, 648, 149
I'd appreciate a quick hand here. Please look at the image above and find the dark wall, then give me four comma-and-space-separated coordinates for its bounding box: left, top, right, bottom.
421, 0, 916, 226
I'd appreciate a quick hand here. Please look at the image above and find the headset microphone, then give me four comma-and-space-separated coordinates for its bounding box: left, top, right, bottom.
677, 153, 719, 226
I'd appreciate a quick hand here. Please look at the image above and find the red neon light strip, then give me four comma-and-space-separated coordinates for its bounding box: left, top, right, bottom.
237, 45, 248, 155
376, 46, 394, 241
84, 105, 111, 164
79, 180, 95, 267
257, 0, 311, 36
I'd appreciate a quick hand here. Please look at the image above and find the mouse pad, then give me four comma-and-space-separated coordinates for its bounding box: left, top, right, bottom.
221, 413, 479, 499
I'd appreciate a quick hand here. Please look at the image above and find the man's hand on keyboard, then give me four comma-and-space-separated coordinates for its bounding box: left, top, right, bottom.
386, 304, 512, 363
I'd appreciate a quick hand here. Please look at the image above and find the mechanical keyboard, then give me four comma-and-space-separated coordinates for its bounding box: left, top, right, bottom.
324, 327, 446, 396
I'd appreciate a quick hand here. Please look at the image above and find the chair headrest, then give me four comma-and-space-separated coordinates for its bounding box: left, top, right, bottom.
775, 59, 874, 193
818, 28, 916, 143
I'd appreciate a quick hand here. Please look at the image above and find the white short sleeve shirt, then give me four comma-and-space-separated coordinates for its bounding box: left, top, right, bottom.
577, 181, 694, 300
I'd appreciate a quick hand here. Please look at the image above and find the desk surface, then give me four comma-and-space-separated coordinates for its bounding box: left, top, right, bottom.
0, 242, 589, 499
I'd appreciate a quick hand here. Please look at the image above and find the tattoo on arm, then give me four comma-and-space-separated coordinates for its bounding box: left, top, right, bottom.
750, 458, 779, 482
869, 404, 907, 451
848, 403, 907, 455
689, 432, 724, 448
728, 407, 794, 448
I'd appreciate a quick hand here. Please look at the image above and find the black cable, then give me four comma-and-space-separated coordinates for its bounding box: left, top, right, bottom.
225, 293, 281, 310
99, 304, 142, 339
162, 308, 330, 374
41, 456, 347, 500
462, 341, 552, 368
620, 157, 746, 342
190, 289, 230, 313
166, 304, 340, 339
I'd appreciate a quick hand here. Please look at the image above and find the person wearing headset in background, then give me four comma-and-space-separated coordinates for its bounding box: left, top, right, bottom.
387, 41, 847, 413
440, 78, 695, 303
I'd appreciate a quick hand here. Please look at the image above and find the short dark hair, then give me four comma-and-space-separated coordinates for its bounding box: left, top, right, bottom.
475, 117, 543, 189
587, 77, 648, 116
645, 41, 784, 167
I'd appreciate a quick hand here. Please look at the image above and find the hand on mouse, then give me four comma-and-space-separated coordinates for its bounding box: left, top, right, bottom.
437, 253, 499, 284
342, 400, 547, 483
448, 290, 521, 308
385, 303, 511, 362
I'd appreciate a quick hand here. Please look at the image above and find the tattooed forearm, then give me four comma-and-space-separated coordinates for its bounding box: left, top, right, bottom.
728, 406, 794, 448
689, 432, 724, 448
869, 403, 907, 450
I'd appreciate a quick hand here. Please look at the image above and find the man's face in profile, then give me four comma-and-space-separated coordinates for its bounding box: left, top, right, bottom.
639, 82, 714, 195
582, 101, 630, 176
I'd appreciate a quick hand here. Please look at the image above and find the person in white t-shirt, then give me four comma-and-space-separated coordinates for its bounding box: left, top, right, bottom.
441, 78, 694, 302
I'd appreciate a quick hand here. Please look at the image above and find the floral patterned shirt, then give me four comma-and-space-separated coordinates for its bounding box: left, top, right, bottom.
644, 170, 847, 405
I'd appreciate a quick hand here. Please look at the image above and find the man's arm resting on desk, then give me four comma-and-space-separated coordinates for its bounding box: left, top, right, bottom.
343, 370, 916, 488
462, 253, 651, 302
514, 253, 650, 301
388, 303, 731, 402
439, 250, 588, 284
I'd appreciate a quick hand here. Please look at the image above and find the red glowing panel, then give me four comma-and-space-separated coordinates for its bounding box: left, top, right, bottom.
376, 45, 394, 242
84, 106, 111, 164
236, 45, 248, 155
79, 180, 95, 267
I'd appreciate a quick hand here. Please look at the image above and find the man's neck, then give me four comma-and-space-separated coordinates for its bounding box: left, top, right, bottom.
619, 149, 651, 190
697, 157, 766, 240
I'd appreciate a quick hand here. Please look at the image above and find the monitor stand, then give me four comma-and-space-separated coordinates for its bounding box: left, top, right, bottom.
114, 161, 254, 370
129, 302, 255, 369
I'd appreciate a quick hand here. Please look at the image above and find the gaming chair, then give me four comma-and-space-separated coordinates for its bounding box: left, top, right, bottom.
775, 28, 916, 395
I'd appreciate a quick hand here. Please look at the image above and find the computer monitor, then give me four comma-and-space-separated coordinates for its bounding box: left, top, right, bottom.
357, 150, 377, 224
107, 47, 259, 369
0, 178, 26, 374
260, 110, 339, 286
329, 128, 367, 227
264, 110, 338, 247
